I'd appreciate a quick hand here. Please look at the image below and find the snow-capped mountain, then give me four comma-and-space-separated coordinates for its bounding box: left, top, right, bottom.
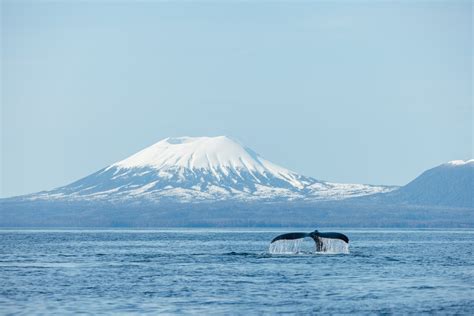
25, 136, 394, 202
382, 159, 474, 208
2, 143, 472, 228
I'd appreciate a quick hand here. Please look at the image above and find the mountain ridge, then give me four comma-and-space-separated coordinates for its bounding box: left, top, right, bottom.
1, 138, 472, 227
16, 136, 393, 202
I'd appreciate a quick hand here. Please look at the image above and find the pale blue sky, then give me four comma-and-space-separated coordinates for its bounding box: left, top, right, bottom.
1, 1, 472, 197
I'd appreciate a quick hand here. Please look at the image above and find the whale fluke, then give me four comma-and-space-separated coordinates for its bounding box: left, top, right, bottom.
270, 230, 349, 251
271, 232, 310, 243
316, 232, 349, 244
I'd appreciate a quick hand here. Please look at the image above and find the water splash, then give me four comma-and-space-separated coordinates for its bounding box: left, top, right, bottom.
268, 239, 305, 254
268, 238, 349, 255
317, 238, 350, 254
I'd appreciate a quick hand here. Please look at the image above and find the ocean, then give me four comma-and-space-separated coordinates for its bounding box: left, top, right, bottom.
1, 228, 473, 314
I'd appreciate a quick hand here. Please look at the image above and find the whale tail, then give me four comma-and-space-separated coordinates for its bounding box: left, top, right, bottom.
270, 230, 349, 252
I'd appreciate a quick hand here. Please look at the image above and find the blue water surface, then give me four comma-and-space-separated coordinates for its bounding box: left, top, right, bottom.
1, 229, 473, 314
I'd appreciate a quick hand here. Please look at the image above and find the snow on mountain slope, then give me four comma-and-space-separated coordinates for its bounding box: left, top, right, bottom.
111, 136, 306, 189
446, 159, 474, 166
24, 136, 395, 202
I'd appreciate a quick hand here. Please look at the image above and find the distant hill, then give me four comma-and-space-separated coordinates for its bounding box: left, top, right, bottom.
380, 160, 473, 208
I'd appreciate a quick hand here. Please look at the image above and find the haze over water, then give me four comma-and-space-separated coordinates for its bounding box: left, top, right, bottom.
1, 229, 473, 314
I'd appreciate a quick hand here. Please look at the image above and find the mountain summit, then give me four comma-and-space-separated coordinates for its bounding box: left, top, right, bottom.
114, 136, 289, 173
24, 136, 392, 202
112, 136, 305, 189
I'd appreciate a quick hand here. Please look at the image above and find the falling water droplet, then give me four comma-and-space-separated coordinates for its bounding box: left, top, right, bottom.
269, 238, 349, 254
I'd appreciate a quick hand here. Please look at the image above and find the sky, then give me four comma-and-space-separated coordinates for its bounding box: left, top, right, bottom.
1, 1, 472, 198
